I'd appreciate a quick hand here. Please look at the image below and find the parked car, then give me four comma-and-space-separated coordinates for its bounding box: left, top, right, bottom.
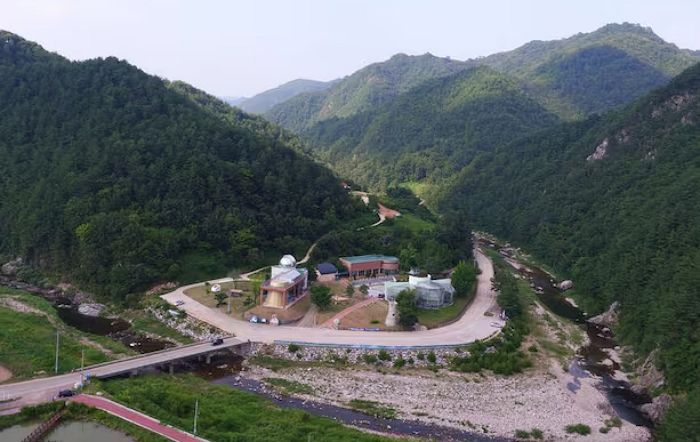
175, 300, 185, 306
58, 389, 75, 398
211, 338, 224, 346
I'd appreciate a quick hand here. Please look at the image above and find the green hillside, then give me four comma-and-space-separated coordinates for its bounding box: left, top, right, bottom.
238, 78, 334, 114
305, 66, 560, 189
266, 23, 698, 137
479, 23, 700, 118
438, 63, 700, 432
266, 53, 469, 131
0, 31, 355, 299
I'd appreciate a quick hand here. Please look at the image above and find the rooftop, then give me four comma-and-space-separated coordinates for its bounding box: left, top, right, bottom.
316, 262, 338, 274
339, 255, 399, 264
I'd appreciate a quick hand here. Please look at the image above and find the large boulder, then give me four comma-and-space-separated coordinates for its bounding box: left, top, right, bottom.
589, 301, 620, 327
559, 280, 574, 291
639, 394, 673, 423
77, 303, 106, 317
1, 258, 23, 276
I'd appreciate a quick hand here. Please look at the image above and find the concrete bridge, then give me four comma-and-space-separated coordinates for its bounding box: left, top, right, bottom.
0, 337, 248, 411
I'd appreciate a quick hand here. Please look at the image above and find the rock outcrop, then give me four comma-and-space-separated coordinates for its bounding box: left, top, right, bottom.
77, 303, 106, 317
586, 138, 609, 161
558, 280, 574, 291
1, 258, 23, 276
639, 394, 673, 423
589, 301, 620, 327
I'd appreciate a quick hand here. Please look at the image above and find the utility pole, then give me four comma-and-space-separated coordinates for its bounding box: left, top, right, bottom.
193, 398, 199, 435
54, 331, 60, 374
80, 349, 85, 384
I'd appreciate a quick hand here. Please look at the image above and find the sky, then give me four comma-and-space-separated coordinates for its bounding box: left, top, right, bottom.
1, 0, 699, 97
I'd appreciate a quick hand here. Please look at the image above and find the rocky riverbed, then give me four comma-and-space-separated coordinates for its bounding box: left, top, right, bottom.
242, 361, 650, 441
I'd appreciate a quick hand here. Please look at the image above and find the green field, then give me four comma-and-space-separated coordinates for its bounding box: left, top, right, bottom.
415, 296, 470, 329
98, 374, 400, 442
0, 288, 132, 379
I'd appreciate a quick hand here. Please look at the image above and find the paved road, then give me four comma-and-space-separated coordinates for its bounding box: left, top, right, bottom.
162, 249, 504, 348
0, 338, 241, 410
72, 394, 206, 442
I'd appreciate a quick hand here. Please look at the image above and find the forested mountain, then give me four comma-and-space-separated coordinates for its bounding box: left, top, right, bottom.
262, 24, 698, 192
238, 78, 335, 114
267, 24, 698, 133
266, 53, 469, 131
438, 63, 700, 430
221, 96, 246, 106
306, 66, 559, 188
477, 23, 700, 118
0, 31, 355, 298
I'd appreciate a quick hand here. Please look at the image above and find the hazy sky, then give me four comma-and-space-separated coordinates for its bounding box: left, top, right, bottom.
2, 0, 699, 97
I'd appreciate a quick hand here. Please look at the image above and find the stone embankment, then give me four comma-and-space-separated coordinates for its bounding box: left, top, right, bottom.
250, 342, 462, 368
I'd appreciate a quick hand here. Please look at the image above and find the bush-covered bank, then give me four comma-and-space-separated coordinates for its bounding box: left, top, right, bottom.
97, 374, 397, 441
440, 62, 700, 433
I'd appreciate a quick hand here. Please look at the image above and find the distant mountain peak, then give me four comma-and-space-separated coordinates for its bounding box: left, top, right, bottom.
0, 30, 59, 64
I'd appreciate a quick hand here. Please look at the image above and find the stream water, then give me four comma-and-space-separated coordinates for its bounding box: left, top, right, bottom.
0, 277, 174, 354
487, 241, 653, 428
53, 297, 174, 353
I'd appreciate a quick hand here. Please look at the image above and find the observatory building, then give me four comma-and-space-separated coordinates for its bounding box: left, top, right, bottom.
385, 275, 455, 309
259, 255, 308, 309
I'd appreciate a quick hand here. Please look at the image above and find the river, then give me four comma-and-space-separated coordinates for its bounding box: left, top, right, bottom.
485, 239, 653, 428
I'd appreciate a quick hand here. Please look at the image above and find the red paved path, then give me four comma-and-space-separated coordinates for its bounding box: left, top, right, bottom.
321, 297, 380, 328
72, 394, 205, 442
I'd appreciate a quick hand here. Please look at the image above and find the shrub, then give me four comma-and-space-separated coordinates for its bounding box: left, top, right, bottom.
378, 349, 391, 361
393, 357, 406, 368
528, 345, 539, 353
287, 343, 300, 353
362, 353, 378, 364
310, 285, 332, 310
515, 429, 530, 439
565, 424, 591, 435
417, 352, 425, 360
530, 428, 543, 439
427, 351, 437, 364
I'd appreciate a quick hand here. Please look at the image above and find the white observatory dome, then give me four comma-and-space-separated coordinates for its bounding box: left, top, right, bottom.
279, 254, 297, 267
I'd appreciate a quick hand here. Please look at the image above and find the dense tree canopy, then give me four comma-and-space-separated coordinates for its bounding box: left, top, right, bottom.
439, 62, 700, 426
0, 32, 354, 299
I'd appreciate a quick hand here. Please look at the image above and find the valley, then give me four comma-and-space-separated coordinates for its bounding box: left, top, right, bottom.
0, 13, 698, 442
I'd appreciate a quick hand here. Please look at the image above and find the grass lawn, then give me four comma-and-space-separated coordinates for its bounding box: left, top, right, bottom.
184, 282, 251, 319
0, 288, 131, 379
339, 301, 389, 329
97, 374, 398, 442
314, 299, 352, 325
415, 296, 470, 329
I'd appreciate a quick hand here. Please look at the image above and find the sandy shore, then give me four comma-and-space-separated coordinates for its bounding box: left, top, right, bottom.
244, 362, 650, 441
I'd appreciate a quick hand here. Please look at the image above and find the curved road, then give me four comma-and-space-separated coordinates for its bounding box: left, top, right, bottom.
162, 249, 504, 347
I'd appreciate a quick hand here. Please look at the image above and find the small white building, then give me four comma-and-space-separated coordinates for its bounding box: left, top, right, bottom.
385, 275, 455, 309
